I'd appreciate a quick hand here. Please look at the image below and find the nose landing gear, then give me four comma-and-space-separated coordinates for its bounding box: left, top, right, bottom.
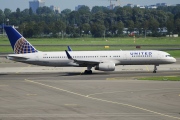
153, 65, 159, 73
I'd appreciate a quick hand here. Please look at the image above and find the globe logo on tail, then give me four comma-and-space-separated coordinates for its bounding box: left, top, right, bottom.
14, 37, 38, 54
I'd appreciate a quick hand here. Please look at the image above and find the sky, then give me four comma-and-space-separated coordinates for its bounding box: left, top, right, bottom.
0, 0, 179, 12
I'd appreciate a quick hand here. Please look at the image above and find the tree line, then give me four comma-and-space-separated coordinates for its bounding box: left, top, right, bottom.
0, 5, 180, 38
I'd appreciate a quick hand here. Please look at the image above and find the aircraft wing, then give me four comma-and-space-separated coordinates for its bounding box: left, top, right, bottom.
73, 59, 100, 65
65, 50, 100, 65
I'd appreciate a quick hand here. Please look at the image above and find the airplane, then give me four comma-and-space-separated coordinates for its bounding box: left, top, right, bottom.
4, 25, 176, 74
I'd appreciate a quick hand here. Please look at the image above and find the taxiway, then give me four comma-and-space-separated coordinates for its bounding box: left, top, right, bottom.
0, 57, 180, 120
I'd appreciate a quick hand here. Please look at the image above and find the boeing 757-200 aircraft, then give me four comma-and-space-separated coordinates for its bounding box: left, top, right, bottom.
4, 26, 176, 74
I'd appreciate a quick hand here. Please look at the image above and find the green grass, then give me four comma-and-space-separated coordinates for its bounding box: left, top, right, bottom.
138, 76, 180, 81
166, 51, 180, 58
1, 37, 180, 45
0, 46, 12, 53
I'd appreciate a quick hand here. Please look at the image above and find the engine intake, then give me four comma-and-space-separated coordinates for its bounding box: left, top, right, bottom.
95, 63, 115, 71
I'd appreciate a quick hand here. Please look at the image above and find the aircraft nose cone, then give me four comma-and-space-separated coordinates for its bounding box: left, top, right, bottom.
168, 57, 176, 64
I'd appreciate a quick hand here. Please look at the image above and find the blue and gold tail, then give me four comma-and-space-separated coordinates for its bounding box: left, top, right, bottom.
4, 26, 38, 54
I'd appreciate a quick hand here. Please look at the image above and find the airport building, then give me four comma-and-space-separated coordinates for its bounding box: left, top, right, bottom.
123, 3, 170, 9
75, 5, 86, 11
50, 5, 61, 13
125, 4, 134, 8
156, 3, 168, 7
29, 0, 45, 13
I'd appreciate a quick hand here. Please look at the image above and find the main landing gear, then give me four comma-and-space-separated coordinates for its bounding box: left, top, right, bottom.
84, 66, 92, 74
153, 65, 159, 73
84, 70, 92, 74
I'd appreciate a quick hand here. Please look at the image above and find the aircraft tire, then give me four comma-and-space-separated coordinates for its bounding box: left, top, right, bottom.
84, 70, 92, 74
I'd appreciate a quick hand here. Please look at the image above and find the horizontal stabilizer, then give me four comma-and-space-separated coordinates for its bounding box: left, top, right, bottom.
7, 55, 29, 61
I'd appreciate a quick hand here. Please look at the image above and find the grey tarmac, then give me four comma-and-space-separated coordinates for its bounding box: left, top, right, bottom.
0, 57, 180, 120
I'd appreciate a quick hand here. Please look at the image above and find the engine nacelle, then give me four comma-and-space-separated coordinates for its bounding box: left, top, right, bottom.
95, 63, 115, 71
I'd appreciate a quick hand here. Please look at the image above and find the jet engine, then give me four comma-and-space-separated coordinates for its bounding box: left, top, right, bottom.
95, 63, 115, 71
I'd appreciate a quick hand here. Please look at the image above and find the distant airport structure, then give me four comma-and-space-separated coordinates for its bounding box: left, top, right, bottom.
29, 0, 45, 13
75, 2, 177, 11
28, 0, 179, 13
50, 5, 61, 13
124, 3, 174, 9
75, 5, 86, 11
29, 0, 60, 13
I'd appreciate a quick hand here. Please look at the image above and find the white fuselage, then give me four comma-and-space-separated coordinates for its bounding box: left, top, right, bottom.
7, 50, 176, 68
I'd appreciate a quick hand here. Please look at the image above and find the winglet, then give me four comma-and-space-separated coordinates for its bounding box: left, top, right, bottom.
65, 50, 73, 60
0, 24, 5, 28
67, 46, 72, 51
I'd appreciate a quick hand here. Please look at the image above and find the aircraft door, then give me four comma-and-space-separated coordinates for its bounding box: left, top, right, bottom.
157, 52, 161, 60
125, 52, 131, 61
123, 53, 127, 60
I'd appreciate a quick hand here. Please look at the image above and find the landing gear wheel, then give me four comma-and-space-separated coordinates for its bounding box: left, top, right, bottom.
84, 70, 92, 74
89, 70, 92, 74
84, 70, 88, 74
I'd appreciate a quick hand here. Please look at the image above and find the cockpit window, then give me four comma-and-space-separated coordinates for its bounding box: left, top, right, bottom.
166, 55, 172, 57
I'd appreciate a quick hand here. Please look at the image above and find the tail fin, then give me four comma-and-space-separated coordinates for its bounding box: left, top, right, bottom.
4, 26, 38, 54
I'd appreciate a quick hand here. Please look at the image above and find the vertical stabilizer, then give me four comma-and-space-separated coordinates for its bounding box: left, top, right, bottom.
4, 26, 38, 54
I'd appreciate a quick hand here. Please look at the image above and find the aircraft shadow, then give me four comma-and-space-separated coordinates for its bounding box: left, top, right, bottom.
61, 71, 153, 76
